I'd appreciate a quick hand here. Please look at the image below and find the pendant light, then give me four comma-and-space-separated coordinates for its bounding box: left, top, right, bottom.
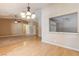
20, 3, 36, 19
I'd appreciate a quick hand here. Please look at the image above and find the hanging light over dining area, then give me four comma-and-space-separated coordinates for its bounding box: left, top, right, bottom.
20, 3, 36, 20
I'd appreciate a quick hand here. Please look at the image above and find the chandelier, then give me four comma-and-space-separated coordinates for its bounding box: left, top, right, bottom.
20, 3, 36, 20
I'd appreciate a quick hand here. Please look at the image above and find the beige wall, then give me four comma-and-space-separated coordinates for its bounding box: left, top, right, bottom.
41, 3, 79, 51
0, 18, 26, 36
0, 18, 12, 36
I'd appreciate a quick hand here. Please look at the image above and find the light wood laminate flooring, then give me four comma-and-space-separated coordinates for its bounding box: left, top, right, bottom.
0, 36, 79, 56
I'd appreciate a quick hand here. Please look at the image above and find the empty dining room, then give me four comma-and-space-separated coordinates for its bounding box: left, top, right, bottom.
0, 3, 79, 56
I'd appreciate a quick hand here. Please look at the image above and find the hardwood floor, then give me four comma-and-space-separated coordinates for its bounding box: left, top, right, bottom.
0, 36, 79, 56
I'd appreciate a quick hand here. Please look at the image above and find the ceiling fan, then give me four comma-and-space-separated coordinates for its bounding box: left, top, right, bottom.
14, 15, 28, 24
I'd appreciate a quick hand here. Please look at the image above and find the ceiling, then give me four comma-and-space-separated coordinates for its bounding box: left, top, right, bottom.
0, 3, 50, 19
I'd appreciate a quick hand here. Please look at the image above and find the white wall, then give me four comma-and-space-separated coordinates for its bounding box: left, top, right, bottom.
24, 23, 37, 36
41, 3, 79, 51
12, 22, 36, 36
35, 9, 42, 37
11, 23, 25, 36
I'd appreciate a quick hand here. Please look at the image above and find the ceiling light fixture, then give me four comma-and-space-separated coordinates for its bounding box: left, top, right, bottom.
20, 3, 36, 20
14, 21, 18, 23
14, 15, 28, 24
14, 15, 18, 23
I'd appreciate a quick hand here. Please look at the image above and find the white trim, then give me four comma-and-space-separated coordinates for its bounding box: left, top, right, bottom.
42, 40, 79, 52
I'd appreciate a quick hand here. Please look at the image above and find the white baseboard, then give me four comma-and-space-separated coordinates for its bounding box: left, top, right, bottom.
42, 40, 79, 52
0, 34, 25, 38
